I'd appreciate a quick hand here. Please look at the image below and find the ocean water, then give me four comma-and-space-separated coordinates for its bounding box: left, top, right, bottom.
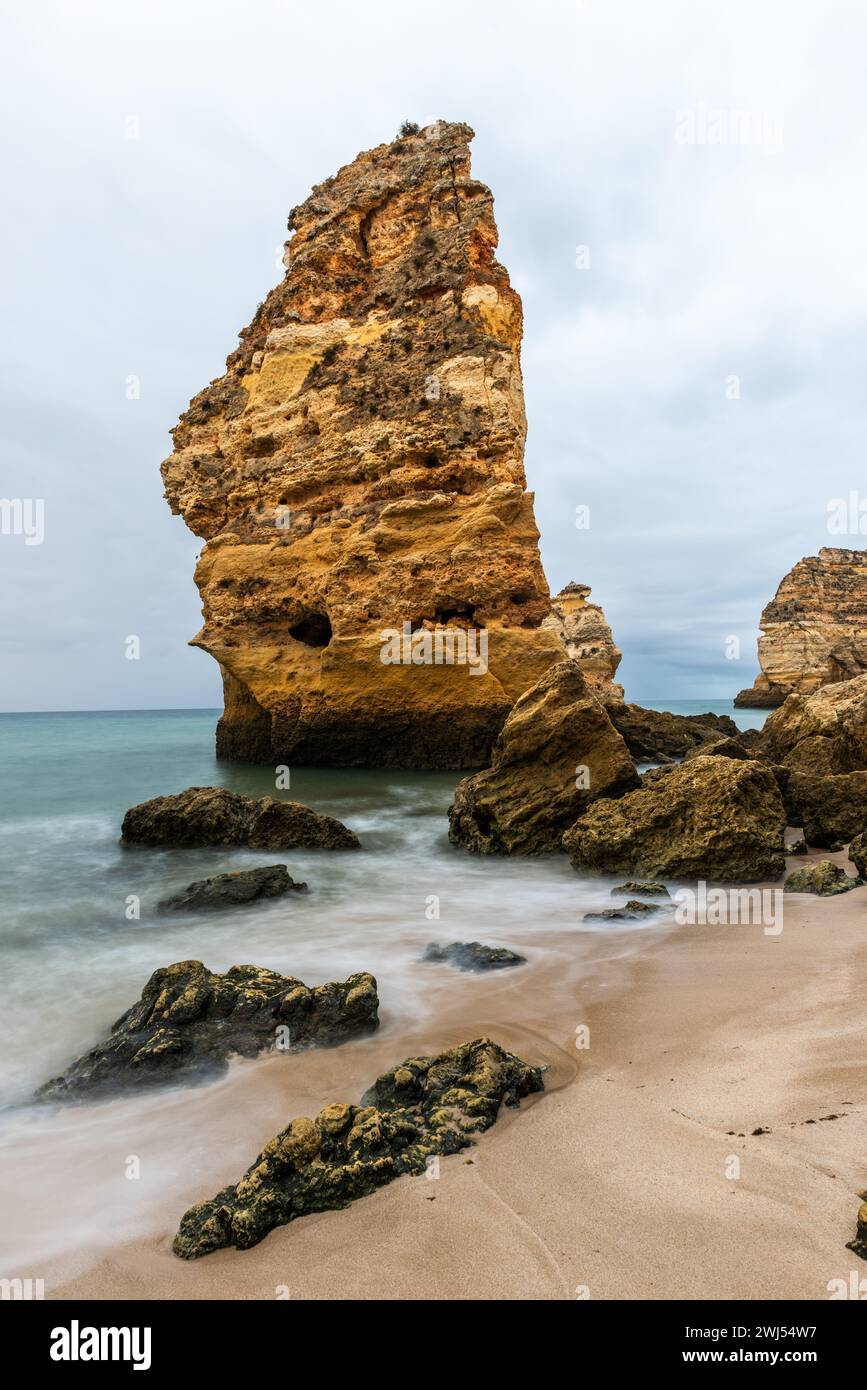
0, 700, 765, 1275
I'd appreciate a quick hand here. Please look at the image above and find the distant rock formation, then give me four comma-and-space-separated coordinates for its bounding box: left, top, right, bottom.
542, 582, 624, 698
735, 548, 867, 708
161, 120, 567, 769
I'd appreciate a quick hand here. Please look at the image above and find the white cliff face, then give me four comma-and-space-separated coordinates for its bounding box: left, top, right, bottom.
542, 583, 624, 700
736, 548, 867, 707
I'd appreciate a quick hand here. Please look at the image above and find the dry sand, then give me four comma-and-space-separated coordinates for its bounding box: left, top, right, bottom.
41, 849, 867, 1301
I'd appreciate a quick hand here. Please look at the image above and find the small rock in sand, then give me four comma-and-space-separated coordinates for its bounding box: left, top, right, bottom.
783, 861, 859, 896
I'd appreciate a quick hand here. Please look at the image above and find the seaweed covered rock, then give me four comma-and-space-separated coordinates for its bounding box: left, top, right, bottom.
37, 961, 378, 1101
121, 786, 359, 850
849, 831, 867, 880
784, 771, 867, 848
761, 673, 867, 775
610, 881, 670, 898
448, 662, 637, 854
783, 862, 858, 896
422, 941, 526, 971
159, 864, 307, 911
563, 755, 787, 882
583, 900, 663, 921
172, 1038, 544, 1258
606, 703, 740, 762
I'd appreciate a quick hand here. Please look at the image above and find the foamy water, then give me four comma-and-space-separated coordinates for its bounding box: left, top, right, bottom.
0, 705, 757, 1276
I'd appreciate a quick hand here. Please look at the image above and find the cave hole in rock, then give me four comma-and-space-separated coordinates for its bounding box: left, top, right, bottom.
289, 611, 333, 647
410, 603, 478, 631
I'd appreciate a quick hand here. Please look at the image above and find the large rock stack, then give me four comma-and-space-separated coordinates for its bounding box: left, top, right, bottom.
161, 120, 567, 768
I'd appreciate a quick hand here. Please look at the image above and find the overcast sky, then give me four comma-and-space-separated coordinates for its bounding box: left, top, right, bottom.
2, 0, 866, 711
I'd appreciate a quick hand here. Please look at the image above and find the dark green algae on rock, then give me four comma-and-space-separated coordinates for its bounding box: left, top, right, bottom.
172, 1038, 544, 1259
782, 861, 859, 896
121, 785, 360, 851
422, 941, 527, 971
158, 864, 307, 912
37, 961, 379, 1102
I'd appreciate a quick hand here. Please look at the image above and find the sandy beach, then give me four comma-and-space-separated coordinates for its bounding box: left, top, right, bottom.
34, 845, 865, 1303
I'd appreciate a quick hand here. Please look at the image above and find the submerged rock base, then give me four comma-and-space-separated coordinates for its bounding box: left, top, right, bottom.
159, 864, 307, 911
422, 941, 526, 971
121, 786, 359, 850
173, 1037, 543, 1258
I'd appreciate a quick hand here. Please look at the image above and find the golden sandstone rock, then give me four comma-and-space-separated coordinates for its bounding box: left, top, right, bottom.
541, 582, 624, 700
735, 548, 867, 708
161, 121, 569, 767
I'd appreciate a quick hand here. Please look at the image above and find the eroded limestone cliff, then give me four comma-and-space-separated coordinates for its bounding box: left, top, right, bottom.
161, 120, 566, 767
735, 548, 867, 708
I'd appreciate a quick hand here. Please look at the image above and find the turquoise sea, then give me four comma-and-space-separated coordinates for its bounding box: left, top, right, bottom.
0, 699, 766, 1276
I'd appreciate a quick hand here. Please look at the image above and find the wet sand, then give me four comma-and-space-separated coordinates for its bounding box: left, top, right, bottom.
32, 852, 867, 1300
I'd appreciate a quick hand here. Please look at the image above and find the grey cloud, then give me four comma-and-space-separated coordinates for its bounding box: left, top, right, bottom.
2, 0, 865, 710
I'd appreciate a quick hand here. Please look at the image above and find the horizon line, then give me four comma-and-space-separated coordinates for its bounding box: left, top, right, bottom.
0, 696, 747, 717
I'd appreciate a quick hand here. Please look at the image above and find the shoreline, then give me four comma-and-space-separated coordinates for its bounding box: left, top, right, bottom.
35, 847, 866, 1301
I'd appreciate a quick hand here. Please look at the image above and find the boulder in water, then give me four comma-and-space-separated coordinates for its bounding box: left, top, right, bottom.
37, 961, 378, 1101
159, 864, 307, 911
121, 786, 359, 850
422, 941, 526, 971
